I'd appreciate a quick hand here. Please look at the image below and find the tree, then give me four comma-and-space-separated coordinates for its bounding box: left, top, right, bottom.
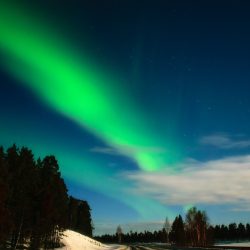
195, 210, 208, 246
246, 223, 250, 239
0, 145, 95, 249
169, 215, 185, 245
0, 146, 11, 246
229, 223, 237, 240
39, 155, 69, 249
163, 217, 171, 243
238, 223, 246, 239
185, 207, 209, 246
185, 207, 197, 246
68, 196, 93, 237
7, 146, 36, 249
116, 225, 123, 243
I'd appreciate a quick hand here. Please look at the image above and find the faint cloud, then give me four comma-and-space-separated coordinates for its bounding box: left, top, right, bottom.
125, 155, 250, 211
199, 133, 250, 149
231, 205, 250, 212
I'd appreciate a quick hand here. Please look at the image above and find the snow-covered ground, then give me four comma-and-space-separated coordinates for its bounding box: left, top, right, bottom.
215, 242, 250, 247
58, 231, 250, 250
57, 230, 127, 250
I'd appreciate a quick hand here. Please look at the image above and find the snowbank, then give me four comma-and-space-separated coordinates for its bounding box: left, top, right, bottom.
216, 242, 250, 247
58, 230, 126, 250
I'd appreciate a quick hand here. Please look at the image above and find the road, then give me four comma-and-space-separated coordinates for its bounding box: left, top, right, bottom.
128, 245, 250, 250
129, 244, 168, 250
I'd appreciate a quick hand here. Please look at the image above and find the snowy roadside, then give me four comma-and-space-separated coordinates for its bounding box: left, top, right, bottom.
215, 242, 250, 247
56, 230, 127, 250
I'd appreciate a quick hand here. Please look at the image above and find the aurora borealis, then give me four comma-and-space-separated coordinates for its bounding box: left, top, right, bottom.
0, 1, 180, 173
2, 0, 250, 235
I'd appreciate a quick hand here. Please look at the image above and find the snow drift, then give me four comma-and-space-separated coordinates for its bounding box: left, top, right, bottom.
58, 230, 126, 250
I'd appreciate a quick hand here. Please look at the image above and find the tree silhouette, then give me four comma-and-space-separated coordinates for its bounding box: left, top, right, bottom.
0, 145, 93, 249
185, 206, 209, 246
169, 215, 185, 245
116, 225, 123, 243
68, 196, 93, 237
163, 216, 171, 243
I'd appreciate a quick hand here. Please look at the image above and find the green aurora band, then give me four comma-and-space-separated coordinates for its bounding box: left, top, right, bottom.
0, 2, 180, 172
0, 118, 174, 220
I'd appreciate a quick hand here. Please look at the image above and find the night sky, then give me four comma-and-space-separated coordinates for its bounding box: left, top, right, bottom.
1, 0, 250, 235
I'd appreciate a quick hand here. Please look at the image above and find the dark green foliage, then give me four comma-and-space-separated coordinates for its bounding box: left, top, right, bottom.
0, 146, 11, 245
212, 222, 250, 241
0, 145, 93, 249
68, 196, 93, 237
169, 215, 185, 245
184, 207, 209, 246
95, 229, 167, 244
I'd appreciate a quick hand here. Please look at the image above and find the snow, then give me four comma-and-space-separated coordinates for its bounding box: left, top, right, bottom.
215, 242, 250, 247
57, 230, 127, 250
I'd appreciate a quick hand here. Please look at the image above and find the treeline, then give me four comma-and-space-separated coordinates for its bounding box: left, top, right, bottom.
95, 230, 167, 244
0, 145, 93, 250
96, 207, 250, 246
169, 207, 211, 246
213, 223, 250, 241
95, 207, 209, 245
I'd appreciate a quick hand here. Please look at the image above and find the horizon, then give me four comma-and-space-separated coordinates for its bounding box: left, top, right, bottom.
1, 0, 250, 236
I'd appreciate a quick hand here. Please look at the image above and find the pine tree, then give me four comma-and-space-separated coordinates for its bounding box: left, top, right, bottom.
169, 215, 185, 245
68, 196, 93, 237
0, 145, 94, 249
0, 147, 11, 246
